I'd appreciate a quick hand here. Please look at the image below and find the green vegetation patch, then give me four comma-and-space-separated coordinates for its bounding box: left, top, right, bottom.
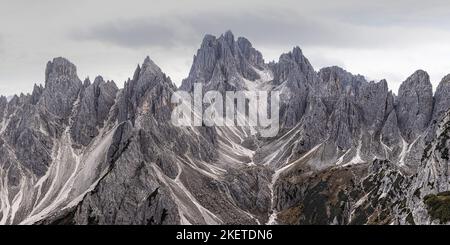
424, 191, 450, 224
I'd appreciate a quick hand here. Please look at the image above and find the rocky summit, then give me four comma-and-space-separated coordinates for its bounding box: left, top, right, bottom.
1, 31, 450, 225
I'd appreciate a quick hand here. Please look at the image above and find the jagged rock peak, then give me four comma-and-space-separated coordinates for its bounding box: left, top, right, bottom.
31, 84, 44, 104
221, 30, 235, 47
117, 56, 175, 124
45, 57, 78, 84
378, 79, 389, 87
0, 96, 6, 118
130, 56, 167, 84
270, 46, 319, 88
129, 56, 172, 88
39, 57, 82, 119
141, 56, 163, 75
396, 69, 433, 142
181, 30, 265, 91
200, 34, 217, 48
400, 70, 430, 89
91, 76, 118, 91
200, 30, 236, 49
93, 75, 105, 84
278, 46, 309, 67
83, 77, 91, 87
319, 65, 347, 74
237, 36, 265, 68
398, 70, 432, 97
70, 74, 118, 146
319, 66, 366, 85
8, 94, 19, 103
32, 83, 44, 93
440, 73, 450, 83
210, 30, 264, 63
291, 46, 304, 63
277, 46, 314, 71
319, 66, 365, 79
432, 73, 450, 122
132, 64, 141, 81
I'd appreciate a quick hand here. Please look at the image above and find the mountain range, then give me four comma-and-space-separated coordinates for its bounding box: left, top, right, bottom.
0, 31, 449, 225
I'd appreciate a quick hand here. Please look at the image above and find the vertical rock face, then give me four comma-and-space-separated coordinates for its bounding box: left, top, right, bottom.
0, 96, 7, 123
118, 56, 176, 124
396, 70, 433, 142
327, 96, 362, 150
359, 80, 390, 130
422, 74, 450, 144
300, 93, 329, 144
272, 47, 319, 88
180, 31, 266, 92
381, 109, 402, 148
31, 84, 44, 105
40, 57, 82, 120
433, 74, 450, 122
71, 76, 118, 146
271, 47, 320, 127
1, 93, 53, 178
67, 57, 225, 225
405, 110, 450, 224
237, 37, 265, 70
2, 31, 450, 225
317, 66, 366, 113
316, 67, 366, 153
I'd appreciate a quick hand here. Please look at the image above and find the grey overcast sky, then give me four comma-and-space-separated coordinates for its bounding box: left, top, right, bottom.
1, 0, 450, 96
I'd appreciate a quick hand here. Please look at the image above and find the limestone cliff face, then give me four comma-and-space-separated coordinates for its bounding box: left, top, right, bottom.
1, 31, 450, 225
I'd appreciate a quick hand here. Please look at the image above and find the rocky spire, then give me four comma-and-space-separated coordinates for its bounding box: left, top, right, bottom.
432, 74, 450, 122
396, 70, 433, 142
141, 56, 163, 76
222, 30, 235, 51
327, 96, 363, 149
180, 31, 266, 92
83, 77, 91, 88
39, 57, 82, 119
381, 108, 402, 148
270, 46, 321, 127
118, 56, 175, 124
31, 84, 44, 105
236, 37, 264, 69
358, 79, 390, 129
44, 57, 79, 87
0, 96, 7, 123
71, 75, 118, 146
318, 66, 366, 112
271, 46, 319, 87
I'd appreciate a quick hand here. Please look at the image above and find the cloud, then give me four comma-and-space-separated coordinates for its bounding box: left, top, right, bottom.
70, 6, 450, 53
71, 18, 184, 48
180, 11, 387, 49
72, 10, 376, 50
325, 0, 450, 29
